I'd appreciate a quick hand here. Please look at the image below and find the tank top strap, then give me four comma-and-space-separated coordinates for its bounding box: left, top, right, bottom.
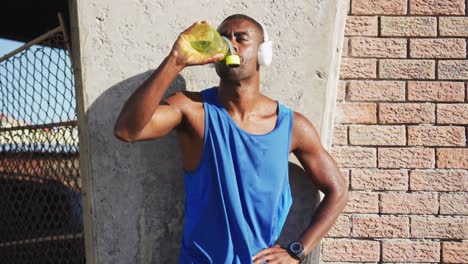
201, 87, 218, 105
201, 86, 293, 135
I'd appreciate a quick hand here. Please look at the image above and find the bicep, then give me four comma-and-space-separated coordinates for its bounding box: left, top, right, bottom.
132, 103, 183, 141
292, 113, 347, 195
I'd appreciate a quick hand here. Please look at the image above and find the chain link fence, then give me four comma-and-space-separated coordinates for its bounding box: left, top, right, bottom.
0, 22, 85, 263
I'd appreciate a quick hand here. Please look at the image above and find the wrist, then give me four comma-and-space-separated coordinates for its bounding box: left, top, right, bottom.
166, 52, 185, 72
287, 241, 306, 263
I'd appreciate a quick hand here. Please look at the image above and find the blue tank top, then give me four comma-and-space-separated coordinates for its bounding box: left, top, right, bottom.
179, 87, 293, 264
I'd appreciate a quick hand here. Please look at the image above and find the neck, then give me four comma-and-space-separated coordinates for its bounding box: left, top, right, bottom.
217, 76, 262, 117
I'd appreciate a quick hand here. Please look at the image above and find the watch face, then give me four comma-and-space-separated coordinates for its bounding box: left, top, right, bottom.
290, 242, 303, 254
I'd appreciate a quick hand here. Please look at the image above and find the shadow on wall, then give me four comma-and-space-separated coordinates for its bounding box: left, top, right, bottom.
85, 71, 320, 263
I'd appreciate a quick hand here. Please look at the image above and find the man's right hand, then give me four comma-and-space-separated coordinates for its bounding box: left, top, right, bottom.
170, 21, 225, 68
114, 21, 221, 143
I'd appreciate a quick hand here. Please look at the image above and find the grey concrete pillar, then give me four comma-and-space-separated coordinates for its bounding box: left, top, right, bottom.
69, 0, 347, 263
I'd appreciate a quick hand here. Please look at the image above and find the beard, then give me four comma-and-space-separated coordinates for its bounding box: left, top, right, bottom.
215, 64, 244, 82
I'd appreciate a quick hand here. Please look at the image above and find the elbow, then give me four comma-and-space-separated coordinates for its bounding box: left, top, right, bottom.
328, 183, 350, 208
341, 187, 350, 206
337, 185, 350, 209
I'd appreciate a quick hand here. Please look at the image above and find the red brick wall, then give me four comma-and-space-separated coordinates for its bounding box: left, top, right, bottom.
324, 0, 468, 263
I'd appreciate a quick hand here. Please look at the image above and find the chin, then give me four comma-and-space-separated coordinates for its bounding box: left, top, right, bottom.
215, 65, 243, 81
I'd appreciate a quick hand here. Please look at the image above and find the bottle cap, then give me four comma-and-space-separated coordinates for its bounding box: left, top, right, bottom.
226, 55, 240, 68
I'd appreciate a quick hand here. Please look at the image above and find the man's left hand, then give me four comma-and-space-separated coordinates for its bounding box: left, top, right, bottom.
252, 245, 300, 264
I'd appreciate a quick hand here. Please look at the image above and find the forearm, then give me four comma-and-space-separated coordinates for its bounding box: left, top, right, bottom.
114, 54, 183, 139
298, 189, 349, 255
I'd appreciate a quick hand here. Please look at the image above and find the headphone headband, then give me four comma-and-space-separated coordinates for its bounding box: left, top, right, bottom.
260, 23, 269, 42
257, 21, 272, 67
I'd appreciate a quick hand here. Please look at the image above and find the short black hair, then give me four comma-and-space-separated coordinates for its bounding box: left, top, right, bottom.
219, 14, 264, 40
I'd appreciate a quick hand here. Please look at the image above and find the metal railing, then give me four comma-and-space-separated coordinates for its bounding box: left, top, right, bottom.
0, 15, 85, 263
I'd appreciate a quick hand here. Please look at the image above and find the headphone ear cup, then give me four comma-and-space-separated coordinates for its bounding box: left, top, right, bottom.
258, 40, 273, 67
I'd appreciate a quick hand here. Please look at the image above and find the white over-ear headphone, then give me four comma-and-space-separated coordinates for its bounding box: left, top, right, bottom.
258, 23, 273, 67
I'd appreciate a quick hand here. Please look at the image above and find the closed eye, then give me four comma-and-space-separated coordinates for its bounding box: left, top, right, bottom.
235, 32, 249, 41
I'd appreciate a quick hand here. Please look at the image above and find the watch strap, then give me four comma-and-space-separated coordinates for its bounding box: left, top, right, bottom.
287, 241, 306, 262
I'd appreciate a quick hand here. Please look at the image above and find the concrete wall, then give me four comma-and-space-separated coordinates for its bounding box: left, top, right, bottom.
69, 0, 346, 263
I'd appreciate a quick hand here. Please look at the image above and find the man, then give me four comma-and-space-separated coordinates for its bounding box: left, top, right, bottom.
114, 14, 348, 264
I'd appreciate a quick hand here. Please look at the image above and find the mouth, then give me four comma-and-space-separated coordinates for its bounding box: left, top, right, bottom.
217, 56, 243, 68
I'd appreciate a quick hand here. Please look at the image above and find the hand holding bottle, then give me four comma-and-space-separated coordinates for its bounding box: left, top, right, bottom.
170, 21, 226, 68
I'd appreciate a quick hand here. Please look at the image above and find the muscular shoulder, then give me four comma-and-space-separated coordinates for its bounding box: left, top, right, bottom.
162, 90, 203, 113
291, 111, 322, 153
162, 90, 205, 131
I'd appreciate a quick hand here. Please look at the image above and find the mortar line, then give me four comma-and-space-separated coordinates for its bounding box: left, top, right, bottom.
377, 16, 381, 38
406, 0, 410, 15
407, 37, 410, 60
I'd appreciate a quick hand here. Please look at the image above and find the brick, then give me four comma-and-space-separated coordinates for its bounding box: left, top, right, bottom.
343, 191, 378, 213
381, 17, 437, 37
411, 216, 468, 239
410, 169, 468, 191
321, 239, 380, 262
408, 125, 466, 146
331, 146, 377, 168
437, 148, 468, 169
352, 0, 407, 15
440, 193, 468, 215
439, 60, 468, 80
345, 16, 378, 36
379, 103, 435, 124
379, 59, 435, 79
351, 169, 408, 190
335, 103, 377, 124
337, 81, 346, 101
382, 239, 440, 262
333, 124, 348, 145
380, 192, 438, 214
410, 38, 466, 59
348, 80, 405, 101
341, 37, 348, 58
440, 17, 468, 37
340, 58, 377, 79
442, 241, 468, 263
326, 214, 351, 237
410, 0, 465, 15
352, 215, 409, 238
378, 147, 434, 169
349, 38, 406, 58
341, 169, 351, 187
437, 104, 468, 124
408, 81, 465, 102
349, 125, 405, 146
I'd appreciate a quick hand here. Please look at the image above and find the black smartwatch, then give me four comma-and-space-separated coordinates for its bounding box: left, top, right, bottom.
287, 241, 306, 263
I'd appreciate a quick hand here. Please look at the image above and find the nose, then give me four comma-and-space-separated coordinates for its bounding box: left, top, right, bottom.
226, 34, 239, 53
223, 36, 238, 55
231, 41, 240, 54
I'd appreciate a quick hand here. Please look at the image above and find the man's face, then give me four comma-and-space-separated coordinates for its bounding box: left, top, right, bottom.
215, 18, 263, 82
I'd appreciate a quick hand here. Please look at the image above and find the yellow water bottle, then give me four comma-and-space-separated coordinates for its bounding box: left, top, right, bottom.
184, 22, 240, 68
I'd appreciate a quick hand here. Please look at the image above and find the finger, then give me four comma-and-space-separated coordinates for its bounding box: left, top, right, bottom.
181, 20, 211, 36
263, 252, 297, 264
179, 21, 200, 36
202, 53, 225, 64
252, 252, 283, 264
252, 247, 283, 261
